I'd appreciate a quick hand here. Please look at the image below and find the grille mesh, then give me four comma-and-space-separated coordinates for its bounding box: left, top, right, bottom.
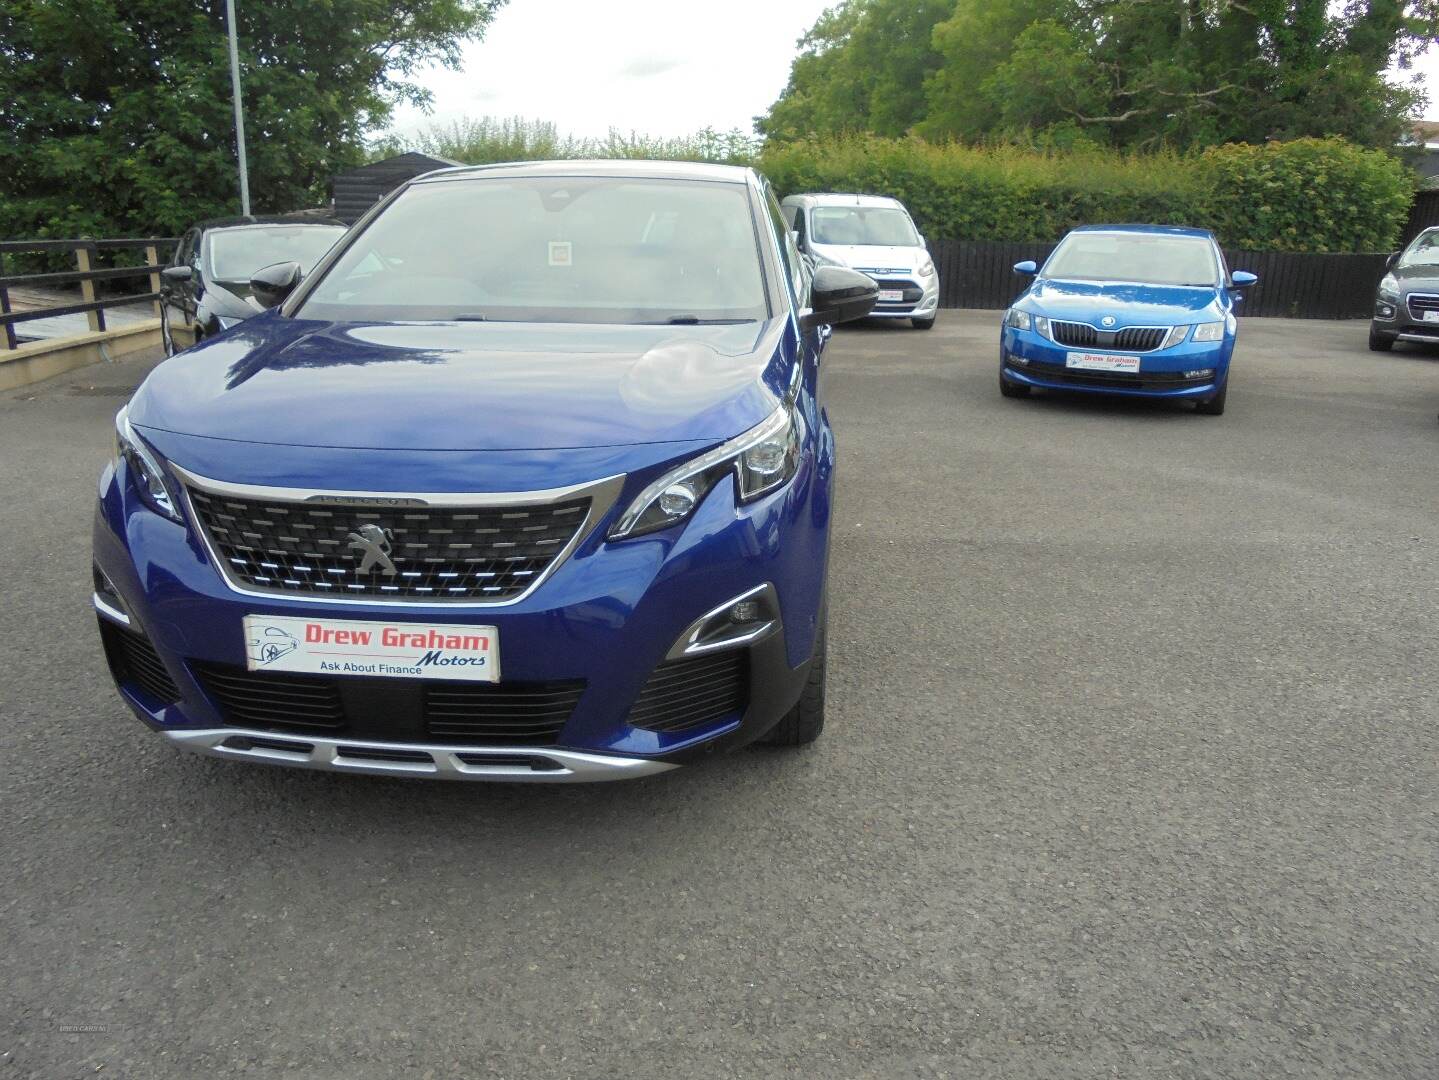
99, 620, 180, 704
192, 663, 582, 746
1050, 322, 1167, 352
1407, 294, 1439, 319
628, 651, 748, 734
187, 488, 589, 601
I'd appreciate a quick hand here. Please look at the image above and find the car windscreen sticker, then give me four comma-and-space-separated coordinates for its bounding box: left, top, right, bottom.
548, 241, 572, 267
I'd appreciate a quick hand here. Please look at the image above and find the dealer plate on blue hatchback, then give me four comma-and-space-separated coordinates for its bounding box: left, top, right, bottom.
1066, 351, 1141, 373
243, 615, 500, 682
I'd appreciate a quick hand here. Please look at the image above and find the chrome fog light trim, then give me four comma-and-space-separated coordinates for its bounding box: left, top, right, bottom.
666, 583, 782, 660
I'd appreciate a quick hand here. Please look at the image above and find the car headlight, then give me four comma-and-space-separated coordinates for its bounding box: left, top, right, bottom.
916, 255, 936, 278
113, 405, 183, 522
609, 401, 802, 540
1378, 274, 1400, 302
1192, 322, 1225, 343
1161, 325, 1189, 348
1032, 315, 1051, 340
1005, 308, 1031, 331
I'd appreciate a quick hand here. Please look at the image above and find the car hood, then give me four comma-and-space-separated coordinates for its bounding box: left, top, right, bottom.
809, 243, 924, 274
203, 280, 264, 320
129, 312, 788, 452
1027, 278, 1223, 325
1387, 263, 1439, 289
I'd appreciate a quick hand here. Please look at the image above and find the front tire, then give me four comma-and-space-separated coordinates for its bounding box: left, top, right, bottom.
1369, 328, 1395, 352
1195, 380, 1227, 416
763, 621, 826, 747
999, 368, 1031, 398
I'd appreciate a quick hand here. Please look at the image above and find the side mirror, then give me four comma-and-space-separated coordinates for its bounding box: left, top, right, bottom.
800, 266, 878, 331
1385, 251, 1400, 271
1013, 260, 1038, 276
1230, 270, 1258, 289
161, 265, 193, 284
250, 261, 302, 309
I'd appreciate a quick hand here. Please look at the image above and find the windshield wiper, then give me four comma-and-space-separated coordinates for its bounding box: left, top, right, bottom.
652, 315, 755, 325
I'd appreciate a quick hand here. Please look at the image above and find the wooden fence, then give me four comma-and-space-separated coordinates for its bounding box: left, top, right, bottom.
0, 238, 177, 349
928, 240, 1389, 319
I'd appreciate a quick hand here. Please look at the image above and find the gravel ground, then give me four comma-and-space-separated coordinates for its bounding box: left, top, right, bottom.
2, 312, 1436, 1079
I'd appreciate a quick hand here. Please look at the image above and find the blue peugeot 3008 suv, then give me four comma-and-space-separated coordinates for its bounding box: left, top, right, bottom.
1000, 225, 1256, 415
93, 161, 878, 781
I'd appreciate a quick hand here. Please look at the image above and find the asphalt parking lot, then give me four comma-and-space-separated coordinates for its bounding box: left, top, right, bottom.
3, 311, 1437, 1079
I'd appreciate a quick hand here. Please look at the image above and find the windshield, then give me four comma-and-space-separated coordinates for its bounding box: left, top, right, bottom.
208, 225, 344, 282
1044, 232, 1219, 286
810, 206, 918, 247
1398, 230, 1439, 267
295, 177, 769, 324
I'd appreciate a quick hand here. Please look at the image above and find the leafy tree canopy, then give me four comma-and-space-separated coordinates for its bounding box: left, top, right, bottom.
0, 0, 505, 239
760, 0, 1439, 152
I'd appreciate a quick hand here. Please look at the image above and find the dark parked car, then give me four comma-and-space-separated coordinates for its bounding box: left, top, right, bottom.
1370, 226, 1439, 351
160, 215, 346, 355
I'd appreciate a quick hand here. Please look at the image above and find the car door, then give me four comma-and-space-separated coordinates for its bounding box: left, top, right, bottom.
161, 229, 197, 352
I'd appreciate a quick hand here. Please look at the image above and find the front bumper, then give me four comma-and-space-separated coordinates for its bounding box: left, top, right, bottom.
93, 435, 833, 780
1371, 296, 1439, 343
1000, 325, 1231, 399
864, 273, 939, 320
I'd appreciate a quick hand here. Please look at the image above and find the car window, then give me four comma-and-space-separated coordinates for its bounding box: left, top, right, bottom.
1399, 230, 1439, 267
1044, 232, 1219, 287
297, 176, 770, 324
811, 206, 917, 247
207, 225, 345, 283
764, 187, 808, 309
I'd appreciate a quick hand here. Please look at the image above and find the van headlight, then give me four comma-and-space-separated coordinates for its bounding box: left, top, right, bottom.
113, 405, 183, 522
916, 255, 936, 278
609, 403, 802, 539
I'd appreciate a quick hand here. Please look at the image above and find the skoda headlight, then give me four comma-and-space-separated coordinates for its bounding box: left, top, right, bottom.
1005, 308, 1031, 331
113, 405, 182, 522
1192, 322, 1225, 343
1161, 325, 1190, 348
610, 402, 802, 540
1378, 274, 1399, 303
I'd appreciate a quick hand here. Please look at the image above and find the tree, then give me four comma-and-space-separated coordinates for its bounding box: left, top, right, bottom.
0, 0, 506, 239
921, 0, 1438, 150
757, 0, 952, 142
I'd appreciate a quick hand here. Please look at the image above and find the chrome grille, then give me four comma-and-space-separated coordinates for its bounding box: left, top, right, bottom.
1050, 322, 1168, 352
187, 487, 590, 601
1406, 293, 1439, 320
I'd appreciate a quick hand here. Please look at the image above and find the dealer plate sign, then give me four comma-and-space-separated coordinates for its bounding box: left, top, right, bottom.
243, 615, 499, 682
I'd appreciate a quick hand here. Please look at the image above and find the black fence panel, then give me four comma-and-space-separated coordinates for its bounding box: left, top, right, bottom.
928, 240, 1386, 319
1401, 189, 1439, 246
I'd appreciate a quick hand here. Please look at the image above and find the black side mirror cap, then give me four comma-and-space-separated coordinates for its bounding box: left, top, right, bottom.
161, 265, 193, 283
250, 261, 303, 309
800, 265, 879, 331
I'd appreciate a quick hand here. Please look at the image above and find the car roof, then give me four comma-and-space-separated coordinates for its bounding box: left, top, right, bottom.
411, 159, 757, 185
198, 214, 346, 231
1068, 224, 1215, 239
782, 193, 906, 209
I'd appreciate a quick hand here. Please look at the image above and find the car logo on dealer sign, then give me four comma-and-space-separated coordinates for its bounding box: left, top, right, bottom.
347, 523, 397, 576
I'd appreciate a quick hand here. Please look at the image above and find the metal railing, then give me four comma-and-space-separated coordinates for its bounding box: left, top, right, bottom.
0, 238, 178, 350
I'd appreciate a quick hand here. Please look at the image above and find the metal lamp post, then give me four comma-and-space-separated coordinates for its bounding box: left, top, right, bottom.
225, 0, 251, 216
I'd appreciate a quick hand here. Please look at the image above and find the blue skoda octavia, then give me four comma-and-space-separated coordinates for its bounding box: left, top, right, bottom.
93, 161, 878, 781
1000, 225, 1256, 415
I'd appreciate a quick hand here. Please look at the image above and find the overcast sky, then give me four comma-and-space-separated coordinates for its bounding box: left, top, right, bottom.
389, 0, 1439, 141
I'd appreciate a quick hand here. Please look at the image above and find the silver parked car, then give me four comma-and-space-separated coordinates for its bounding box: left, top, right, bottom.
780, 193, 938, 329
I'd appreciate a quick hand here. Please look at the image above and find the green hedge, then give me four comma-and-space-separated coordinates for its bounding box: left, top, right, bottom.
758, 136, 1414, 253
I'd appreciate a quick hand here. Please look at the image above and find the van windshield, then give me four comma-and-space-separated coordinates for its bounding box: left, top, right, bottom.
296, 176, 769, 324
811, 207, 918, 247
1044, 232, 1219, 287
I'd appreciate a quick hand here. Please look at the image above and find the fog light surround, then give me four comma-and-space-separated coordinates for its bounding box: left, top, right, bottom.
667, 583, 781, 660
